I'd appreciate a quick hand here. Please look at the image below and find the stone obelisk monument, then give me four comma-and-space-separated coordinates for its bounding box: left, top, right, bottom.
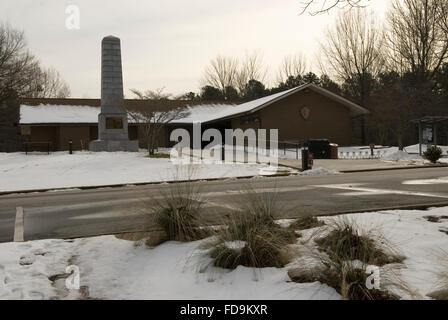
89, 36, 138, 152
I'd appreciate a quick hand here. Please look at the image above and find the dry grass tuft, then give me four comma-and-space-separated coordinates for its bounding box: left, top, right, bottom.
314, 218, 403, 266
141, 165, 210, 242
290, 215, 325, 230
299, 260, 399, 300
146, 153, 171, 159
151, 182, 208, 242
204, 189, 296, 269
289, 217, 410, 300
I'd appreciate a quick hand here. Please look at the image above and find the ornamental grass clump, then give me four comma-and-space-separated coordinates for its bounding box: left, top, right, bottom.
144, 165, 208, 242
289, 217, 408, 300
205, 190, 296, 269
290, 215, 325, 230
314, 218, 403, 266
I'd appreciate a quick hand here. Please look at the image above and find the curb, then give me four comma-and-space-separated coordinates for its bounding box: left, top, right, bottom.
340, 163, 448, 173
26, 201, 448, 243
1, 163, 446, 197
0, 172, 294, 197
278, 162, 448, 173
317, 201, 448, 217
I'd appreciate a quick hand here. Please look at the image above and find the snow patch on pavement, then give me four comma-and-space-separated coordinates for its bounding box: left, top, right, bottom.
299, 168, 340, 176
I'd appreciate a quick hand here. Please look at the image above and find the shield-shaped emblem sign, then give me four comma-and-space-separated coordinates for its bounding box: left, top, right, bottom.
301, 106, 310, 120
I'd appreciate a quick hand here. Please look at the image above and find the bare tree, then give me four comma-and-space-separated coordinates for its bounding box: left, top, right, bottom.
386, 0, 448, 84
30, 67, 71, 98
0, 23, 40, 104
128, 88, 190, 155
202, 55, 239, 94
320, 9, 383, 103
438, 1, 448, 34
131, 87, 172, 100
299, 0, 369, 15
236, 51, 268, 93
320, 9, 383, 144
276, 53, 307, 84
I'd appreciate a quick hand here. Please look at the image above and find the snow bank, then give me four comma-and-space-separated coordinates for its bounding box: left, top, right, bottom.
299, 168, 340, 176
0, 239, 77, 299
0, 236, 339, 300
313, 207, 448, 299
382, 149, 422, 161
1, 207, 448, 299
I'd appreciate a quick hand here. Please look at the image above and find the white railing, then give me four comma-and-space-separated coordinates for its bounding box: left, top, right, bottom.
337, 150, 387, 159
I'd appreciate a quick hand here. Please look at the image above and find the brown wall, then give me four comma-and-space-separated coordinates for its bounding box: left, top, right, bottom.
28, 126, 58, 147
163, 90, 354, 149
257, 90, 352, 146
57, 126, 91, 151
24, 124, 143, 151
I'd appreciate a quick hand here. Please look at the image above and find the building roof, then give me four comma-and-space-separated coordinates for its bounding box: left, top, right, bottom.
19, 84, 369, 125
410, 116, 448, 124
172, 83, 368, 124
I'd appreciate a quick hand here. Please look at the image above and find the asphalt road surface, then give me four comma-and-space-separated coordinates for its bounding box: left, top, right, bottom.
1, 167, 448, 243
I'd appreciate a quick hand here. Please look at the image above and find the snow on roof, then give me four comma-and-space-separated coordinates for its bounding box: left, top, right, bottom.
20, 104, 100, 124
173, 86, 298, 124
19, 84, 368, 125
170, 104, 237, 123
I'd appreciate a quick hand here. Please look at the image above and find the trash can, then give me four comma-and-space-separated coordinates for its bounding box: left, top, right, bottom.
330, 143, 338, 159
306, 139, 330, 159
301, 148, 313, 171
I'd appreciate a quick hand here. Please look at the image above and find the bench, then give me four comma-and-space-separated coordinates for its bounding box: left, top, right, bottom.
24, 142, 52, 155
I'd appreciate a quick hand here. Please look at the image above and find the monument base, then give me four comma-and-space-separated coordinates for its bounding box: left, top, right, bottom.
89, 139, 139, 152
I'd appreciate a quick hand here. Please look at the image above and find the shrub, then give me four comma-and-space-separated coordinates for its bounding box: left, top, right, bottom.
423, 146, 443, 164
205, 190, 296, 269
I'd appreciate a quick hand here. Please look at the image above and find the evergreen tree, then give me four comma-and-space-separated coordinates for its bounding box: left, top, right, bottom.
200, 86, 224, 101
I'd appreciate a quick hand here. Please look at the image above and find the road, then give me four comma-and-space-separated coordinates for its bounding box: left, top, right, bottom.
1, 167, 448, 243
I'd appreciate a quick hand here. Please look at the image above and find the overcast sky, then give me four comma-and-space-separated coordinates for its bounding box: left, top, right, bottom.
0, 0, 389, 98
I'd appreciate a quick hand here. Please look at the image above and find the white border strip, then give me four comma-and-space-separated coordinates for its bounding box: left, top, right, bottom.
14, 207, 24, 242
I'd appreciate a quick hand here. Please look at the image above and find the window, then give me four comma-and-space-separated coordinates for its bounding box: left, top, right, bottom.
20, 125, 31, 135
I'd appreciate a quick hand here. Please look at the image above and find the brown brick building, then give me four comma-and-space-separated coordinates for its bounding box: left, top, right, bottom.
2, 84, 368, 152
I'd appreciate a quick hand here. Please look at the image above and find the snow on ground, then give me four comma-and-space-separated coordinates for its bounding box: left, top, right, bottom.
0, 239, 76, 299
1, 207, 447, 300
318, 207, 448, 299
381, 144, 448, 163
0, 144, 445, 192
0, 235, 338, 300
382, 149, 423, 162
0, 151, 267, 192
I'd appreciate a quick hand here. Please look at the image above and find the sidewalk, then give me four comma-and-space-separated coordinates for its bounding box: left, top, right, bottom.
279, 158, 447, 172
